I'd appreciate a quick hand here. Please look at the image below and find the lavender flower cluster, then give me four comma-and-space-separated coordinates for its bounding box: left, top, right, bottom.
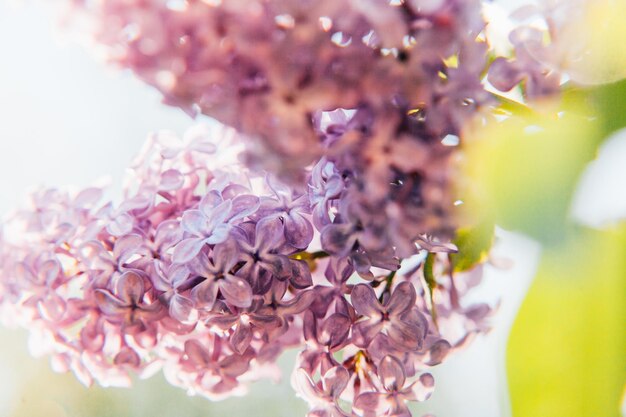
70, 0, 501, 256
0, 126, 491, 416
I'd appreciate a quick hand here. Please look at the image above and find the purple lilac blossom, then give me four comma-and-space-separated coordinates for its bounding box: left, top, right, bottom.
1, 126, 495, 416
68, 0, 524, 262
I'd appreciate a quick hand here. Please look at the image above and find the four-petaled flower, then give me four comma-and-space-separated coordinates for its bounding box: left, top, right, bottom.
351, 282, 427, 351
354, 355, 435, 417
173, 191, 259, 264
187, 240, 253, 309
95, 270, 162, 334
296, 366, 351, 417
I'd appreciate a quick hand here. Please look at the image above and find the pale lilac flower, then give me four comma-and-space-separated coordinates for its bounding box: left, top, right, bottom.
354, 356, 435, 417
295, 366, 351, 417
207, 300, 282, 355
351, 282, 427, 351
152, 261, 196, 323
187, 240, 253, 309
0, 99, 498, 416
95, 270, 162, 334
258, 176, 314, 249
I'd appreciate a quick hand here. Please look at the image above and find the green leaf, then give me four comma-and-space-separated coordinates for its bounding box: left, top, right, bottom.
449, 221, 495, 272
423, 253, 436, 292
463, 107, 600, 246
589, 78, 626, 138
423, 253, 438, 325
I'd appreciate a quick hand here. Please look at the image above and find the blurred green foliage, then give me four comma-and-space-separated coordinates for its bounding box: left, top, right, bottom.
508, 228, 626, 417
450, 221, 495, 272
471, 77, 626, 416
463, 103, 599, 246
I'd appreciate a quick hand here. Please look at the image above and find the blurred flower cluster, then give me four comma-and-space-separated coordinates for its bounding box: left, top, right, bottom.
69, 0, 548, 250
0, 125, 491, 415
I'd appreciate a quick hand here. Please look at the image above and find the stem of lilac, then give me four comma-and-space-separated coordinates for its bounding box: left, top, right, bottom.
494, 94, 533, 116
423, 253, 439, 329
289, 250, 329, 260
211, 336, 222, 362
447, 254, 461, 310
377, 270, 396, 303
289, 250, 329, 271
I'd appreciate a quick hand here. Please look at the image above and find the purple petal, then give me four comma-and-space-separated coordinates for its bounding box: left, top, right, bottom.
172, 237, 207, 264
229, 194, 260, 222
302, 310, 317, 343
37, 294, 66, 322
388, 321, 422, 352
113, 234, 143, 265
159, 169, 184, 191
219, 353, 251, 378
354, 392, 387, 417
73, 187, 103, 208
116, 271, 145, 305
190, 280, 219, 309
353, 320, 383, 347
212, 239, 239, 272
254, 217, 284, 250
221, 183, 250, 199
208, 314, 239, 330
95, 290, 127, 316
187, 250, 214, 277
169, 264, 191, 288
114, 347, 141, 368
488, 57, 524, 92
107, 213, 134, 237
324, 176, 344, 199
386, 282, 417, 316
426, 339, 451, 366
188, 136, 217, 154
263, 253, 292, 280
220, 276, 253, 308
169, 294, 195, 323
39, 259, 61, 286
324, 257, 354, 285
388, 309, 427, 351
405, 373, 435, 402
184, 339, 210, 366
206, 199, 234, 230
204, 223, 231, 244
280, 290, 315, 315
378, 355, 406, 392
320, 223, 356, 256
230, 322, 253, 354
266, 174, 292, 198
284, 212, 313, 249
117, 195, 151, 213
154, 219, 183, 251
350, 284, 383, 317
80, 321, 104, 352
199, 191, 223, 214
152, 259, 173, 292
295, 368, 323, 404
290, 259, 313, 289
351, 252, 374, 280
181, 210, 211, 237
322, 366, 350, 399
250, 313, 282, 330
319, 313, 350, 348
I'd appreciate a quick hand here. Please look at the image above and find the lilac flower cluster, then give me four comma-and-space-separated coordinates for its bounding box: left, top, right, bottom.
70, 0, 506, 257
0, 127, 492, 415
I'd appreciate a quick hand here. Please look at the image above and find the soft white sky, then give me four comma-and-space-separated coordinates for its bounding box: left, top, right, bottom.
0, 1, 191, 214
